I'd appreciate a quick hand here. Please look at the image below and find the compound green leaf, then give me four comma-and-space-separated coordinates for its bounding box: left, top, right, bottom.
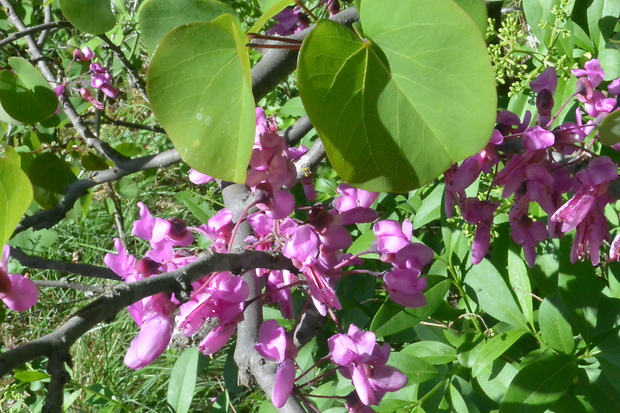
0, 147, 33, 247
599, 110, 620, 146
298, 0, 496, 192
147, 15, 255, 184
138, 0, 237, 56
0, 58, 57, 125
59, 0, 116, 34
466, 259, 529, 331
499, 354, 577, 413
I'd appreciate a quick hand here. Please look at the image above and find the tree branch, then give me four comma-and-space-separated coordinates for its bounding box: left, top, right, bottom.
14, 149, 182, 234
251, 7, 359, 103
0, 249, 296, 377
0, 21, 71, 48
11, 246, 120, 281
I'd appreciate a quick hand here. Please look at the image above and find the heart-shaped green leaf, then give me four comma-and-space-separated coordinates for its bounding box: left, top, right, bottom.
147, 15, 255, 184
0, 58, 57, 125
138, 0, 237, 56
59, 0, 116, 34
0, 147, 33, 247
298, 0, 496, 192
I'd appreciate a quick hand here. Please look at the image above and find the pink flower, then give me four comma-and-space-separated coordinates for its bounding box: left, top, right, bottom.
104, 238, 136, 280
73, 46, 94, 62
383, 268, 427, 308
132, 202, 194, 247
124, 311, 174, 370
328, 325, 407, 406
254, 319, 298, 408
176, 272, 249, 337
523, 126, 555, 151
572, 59, 605, 89
373, 220, 413, 255
551, 156, 618, 233
0, 245, 39, 312
530, 67, 558, 94
461, 198, 500, 264
189, 168, 214, 185
79, 88, 103, 109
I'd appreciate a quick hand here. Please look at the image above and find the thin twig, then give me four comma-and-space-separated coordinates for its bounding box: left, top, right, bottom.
10, 246, 120, 281
14, 149, 182, 234
0, 21, 71, 48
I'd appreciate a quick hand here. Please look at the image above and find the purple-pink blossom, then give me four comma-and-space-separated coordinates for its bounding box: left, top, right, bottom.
0, 245, 39, 312
328, 324, 407, 406
254, 319, 298, 408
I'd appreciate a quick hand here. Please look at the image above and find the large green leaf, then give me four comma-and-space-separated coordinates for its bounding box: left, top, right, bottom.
585, 0, 620, 50
297, 0, 496, 192
499, 354, 577, 412
147, 15, 255, 184
0, 147, 33, 247
0, 58, 57, 125
138, 0, 237, 56
465, 259, 530, 331
453, 0, 488, 35
59, 0, 116, 34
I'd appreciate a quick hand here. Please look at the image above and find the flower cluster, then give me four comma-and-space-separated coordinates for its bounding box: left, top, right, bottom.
328, 324, 407, 407
446, 59, 620, 266
55, 46, 120, 110
373, 220, 433, 307
104, 107, 415, 411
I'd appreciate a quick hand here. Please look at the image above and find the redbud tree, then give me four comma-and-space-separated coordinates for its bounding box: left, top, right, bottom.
1, 0, 620, 412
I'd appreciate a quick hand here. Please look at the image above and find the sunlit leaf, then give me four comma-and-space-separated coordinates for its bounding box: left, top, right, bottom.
599, 110, 620, 146
466, 259, 530, 331
538, 294, 575, 354
147, 15, 255, 183
0, 147, 33, 247
298, 0, 496, 192
167, 347, 200, 413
